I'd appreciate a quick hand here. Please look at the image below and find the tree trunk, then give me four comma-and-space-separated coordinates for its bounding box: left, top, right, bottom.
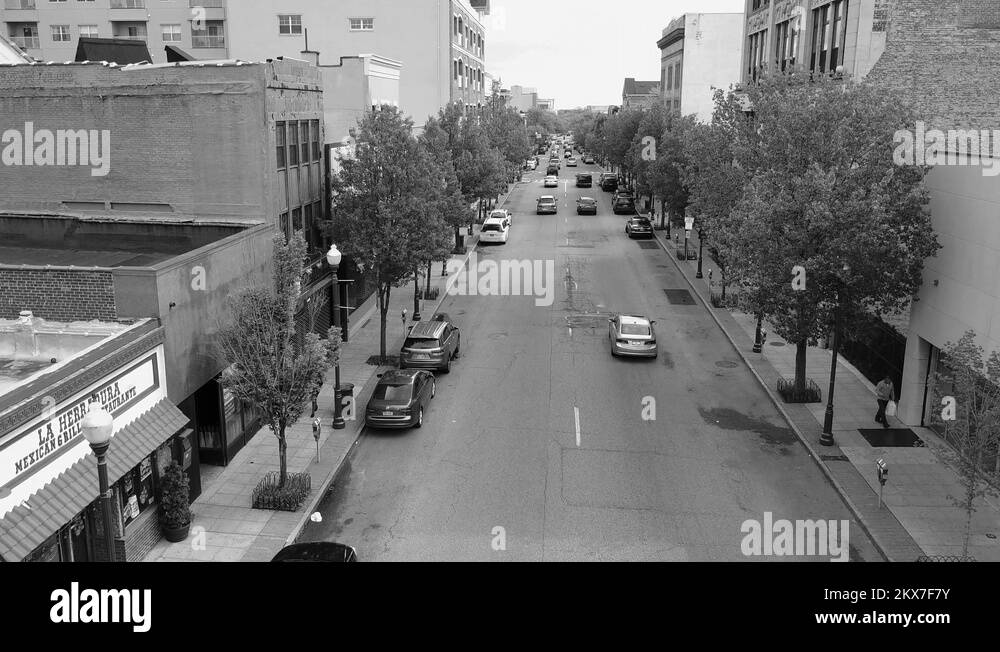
412, 267, 420, 318
277, 426, 287, 487
378, 283, 390, 362
425, 260, 433, 298
795, 341, 808, 393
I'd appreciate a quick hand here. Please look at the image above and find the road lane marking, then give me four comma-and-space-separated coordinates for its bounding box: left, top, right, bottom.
574, 407, 581, 447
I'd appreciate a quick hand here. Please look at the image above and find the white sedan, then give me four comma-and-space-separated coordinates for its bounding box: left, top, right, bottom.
479, 217, 510, 244
544, 175, 559, 188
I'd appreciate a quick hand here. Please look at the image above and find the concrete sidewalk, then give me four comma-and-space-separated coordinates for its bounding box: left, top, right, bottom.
656, 231, 1000, 562
144, 220, 498, 562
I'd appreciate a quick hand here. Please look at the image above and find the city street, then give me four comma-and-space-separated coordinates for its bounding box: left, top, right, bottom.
299, 157, 881, 561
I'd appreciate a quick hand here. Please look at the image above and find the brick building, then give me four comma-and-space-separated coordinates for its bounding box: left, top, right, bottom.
621, 78, 660, 110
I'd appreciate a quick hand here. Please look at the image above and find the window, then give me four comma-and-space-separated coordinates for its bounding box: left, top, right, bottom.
667, 66, 673, 90
79, 25, 99, 38
276, 122, 286, 169
51, 25, 70, 42
810, 0, 848, 74
349, 17, 374, 31
280, 212, 290, 241
288, 120, 299, 166
278, 15, 302, 35
453, 60, 459, 80
192, 20, 225, 48
311, 120, 320, 162
300, 121, 309, 163
161, 24, 181, 43
292, 207, 303, 234
675, 63, 682, 89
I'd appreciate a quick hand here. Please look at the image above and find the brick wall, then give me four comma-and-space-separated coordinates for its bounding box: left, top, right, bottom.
0, 268, 116, 321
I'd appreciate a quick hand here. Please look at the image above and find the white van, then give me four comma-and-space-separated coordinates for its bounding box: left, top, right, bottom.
479, 217, 510, 244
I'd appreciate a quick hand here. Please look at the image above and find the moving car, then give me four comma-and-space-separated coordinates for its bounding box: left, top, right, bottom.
399, 319, 461, 372
480, 216, 510, 244
576, 197, 598, 215
625, 217, 653, 238
567, 157, 578, 167
583, 155, 595, 164
564, 150, 572, 158
489, 208, 512, 227
536, 195, 558, 214
546, 164, 559, 176
600, 172, 619, 191
524, 159, 537, 170
365, 369, 437, 429
612, 194, 636, 215
544, 175, 559, 188
271, 542, 358, 562
608, 315, 658, 358
575, 172, 592, 188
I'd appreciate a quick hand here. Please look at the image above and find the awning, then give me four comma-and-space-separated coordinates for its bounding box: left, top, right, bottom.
74, 37, 152, 65
0, 399, 188, 561
164, 44, 196, 62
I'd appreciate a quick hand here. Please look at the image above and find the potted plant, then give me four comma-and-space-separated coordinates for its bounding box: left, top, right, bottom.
159, 461, 191, 542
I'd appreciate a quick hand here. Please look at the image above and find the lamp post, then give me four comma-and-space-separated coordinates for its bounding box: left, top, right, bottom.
81, 401, 115, 562
821, 263, 851, 446
696, 228, 705, 279
752, 313, 765, 354
327, 244, 346, 430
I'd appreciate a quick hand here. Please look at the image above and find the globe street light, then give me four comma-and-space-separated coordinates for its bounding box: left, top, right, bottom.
327, 244, 346, 430
81, 401, 115, 562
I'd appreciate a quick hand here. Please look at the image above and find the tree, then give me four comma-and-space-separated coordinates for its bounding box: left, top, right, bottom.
932, 331, 1000, 560
723, 73, 940, 393
217, 231, 339, 487
421, 115, 472, 250
333, 106, 445, 361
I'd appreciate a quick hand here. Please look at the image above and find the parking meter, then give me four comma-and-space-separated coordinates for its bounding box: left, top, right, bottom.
401, 308, 407, 326
876, 458, 888, 508
312, 418, 322, 463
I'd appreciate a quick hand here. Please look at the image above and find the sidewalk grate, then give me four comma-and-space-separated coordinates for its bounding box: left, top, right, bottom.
663, 289, 696, 305
858, 428, 924, 447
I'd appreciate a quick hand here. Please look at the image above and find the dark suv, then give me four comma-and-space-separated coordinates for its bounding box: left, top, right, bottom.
612, 194, 636, 215
575, 172, 592, 188
399, 319, 460, 372
546, 163, 560, 176
600, 173, 618, 191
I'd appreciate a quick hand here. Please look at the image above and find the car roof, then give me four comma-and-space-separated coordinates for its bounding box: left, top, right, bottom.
406, 320, 448, 339
483, 217, 507, 226
578, 196, 596, 202
378, 369, 424, 384
618, 315, 651, 326
539, 195, 555, 200
271, 542, 357, 562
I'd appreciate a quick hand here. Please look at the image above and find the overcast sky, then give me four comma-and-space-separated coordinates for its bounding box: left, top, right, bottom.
485, 0, 745, 109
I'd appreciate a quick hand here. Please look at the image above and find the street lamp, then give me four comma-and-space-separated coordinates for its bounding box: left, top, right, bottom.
327, 244, 346, 430
81, 401, 115, 562
696, 227, 705, 279
820, 262, 852, 446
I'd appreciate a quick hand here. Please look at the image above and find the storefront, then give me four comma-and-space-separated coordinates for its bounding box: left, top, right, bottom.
0, 321, 193, 562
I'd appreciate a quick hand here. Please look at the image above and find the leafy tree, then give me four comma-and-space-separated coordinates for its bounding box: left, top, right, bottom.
526, 107, 564, 135
931, 331, 1000, 560
726, 73, 940, 393
421, 116, 472, 250
217, 231, 339, 486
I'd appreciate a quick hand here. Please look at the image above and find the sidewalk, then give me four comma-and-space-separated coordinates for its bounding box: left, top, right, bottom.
143, 195, 519, 560
655, 231, 1000, 562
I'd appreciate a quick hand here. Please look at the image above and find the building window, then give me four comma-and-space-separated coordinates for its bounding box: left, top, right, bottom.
278, 15, 303, 35
675, 63, 681, 89
192, 20, 225, 48
280, 212, 290, 241
79, 25, 99, 38
51, 25, 71, 42
311, 120, 320, 162
349, 17, 374, 31
811, 0, 847, 74
292, 207, 303, 234
161, 24, 181, 43
666, 66, 673, 91
276, 122, 286, 169
288, 120, 299, 167
300, 121, 310, 164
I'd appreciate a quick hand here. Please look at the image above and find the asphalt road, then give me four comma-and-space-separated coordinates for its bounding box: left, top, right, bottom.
299, 149, 881, 561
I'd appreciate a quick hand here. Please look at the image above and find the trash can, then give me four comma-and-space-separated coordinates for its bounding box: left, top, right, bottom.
338, 383, 354, 412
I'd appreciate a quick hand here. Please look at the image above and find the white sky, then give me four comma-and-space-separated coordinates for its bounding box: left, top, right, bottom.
485, 0, 746, 109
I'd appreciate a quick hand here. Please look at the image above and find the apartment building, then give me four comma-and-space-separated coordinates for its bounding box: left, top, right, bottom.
508, 84, 538, 113
621, 78, 660, 110
0, 0, 228, 63
741, 0, 887, 83
227, 0, 490, 129
658, 13, 744, 123
536, 98, 555, 111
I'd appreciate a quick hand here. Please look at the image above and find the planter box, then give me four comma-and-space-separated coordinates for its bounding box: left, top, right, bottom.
776, 378, 822, 403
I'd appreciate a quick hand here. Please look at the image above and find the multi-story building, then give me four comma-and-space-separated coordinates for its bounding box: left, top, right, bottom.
0, 0, 228, 64
658, 13, 744, 122
227, 0, 490, 129
621, 78, 660, 110
536, 97, 555, 111
0, 31, 28, 62
508, 84, 538, 113
741, 0, 888, 83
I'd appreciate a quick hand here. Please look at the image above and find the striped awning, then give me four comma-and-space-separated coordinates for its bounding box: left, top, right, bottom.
0, 399, 188, 561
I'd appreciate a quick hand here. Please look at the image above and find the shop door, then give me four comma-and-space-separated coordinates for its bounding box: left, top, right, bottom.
70, 519, 90, 562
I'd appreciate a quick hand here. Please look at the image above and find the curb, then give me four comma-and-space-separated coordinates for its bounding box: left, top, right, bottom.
285, 236, 483, 546
650, 230, 895, 562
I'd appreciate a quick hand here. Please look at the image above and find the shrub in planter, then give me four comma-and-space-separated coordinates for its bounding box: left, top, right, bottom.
159, 462, 191, 542
251, 471, 312, 511
776, 377, 822, 403
422, 287, 440, 300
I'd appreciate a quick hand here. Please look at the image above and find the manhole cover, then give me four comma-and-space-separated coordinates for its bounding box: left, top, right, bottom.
637, 241, 659, 249
663, 289, 696, 305
858, 428, 924, 447
769, 341, 785, 347
715, 361, 739, 368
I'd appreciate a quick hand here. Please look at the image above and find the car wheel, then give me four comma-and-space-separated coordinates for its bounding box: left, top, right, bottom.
399, 362, 407, 370
454, 336, 461, 356
443, 357, 451, 373
431, 380, 436, 398
414, 407, 424, 428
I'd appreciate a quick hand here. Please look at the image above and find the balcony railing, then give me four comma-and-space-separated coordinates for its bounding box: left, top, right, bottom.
9, 35, 39, 49
110, 0, 145, 8
5, 0, 36, 10
191, 34, 225, 49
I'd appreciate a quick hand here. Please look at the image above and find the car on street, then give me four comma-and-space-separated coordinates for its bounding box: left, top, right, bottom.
546, 164, 559, 176
544, 175, 559, 188
583, 155, 595, 164
599, 172, 618, 191
625, 217, 653, 238
489, 208, 512, 227
608, 314, 658, 358
576, 197, 598, 215
575, 172, 592, 187
564, 150, 572, 158
612, 194, 636, 215
399, 319, 461, 372
365, 369, 437, 429
480, 216, 510, 244
271, 542, 358, 562
524, 159, 537, 170
567, 157, 578, 167
537, 195, 558, 214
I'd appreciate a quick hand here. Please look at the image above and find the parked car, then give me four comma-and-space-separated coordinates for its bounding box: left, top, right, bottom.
271, 542, 358, 562
625, 217, 653, 238
544, 175, 559, 188
537, 195, 558, 214
576, 197, 598, 215
480, 217, 510, 244
600, 173, 619, 191
489, 208, 512, 227
399, 319, 461, 372
365, 369, 437, 429
608, 314, 658, 358
612, 195, 636, 215
575, 172, 592, 188
524, 159, 537, 170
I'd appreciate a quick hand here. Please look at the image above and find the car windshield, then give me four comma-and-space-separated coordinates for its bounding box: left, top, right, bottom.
632, 220, 650, 226
403, 337, 441, 349
579, 199, 595, 204
373, 384, 413, 401
490, 211, 506, 218
483, 223, 502, 232
620, 324, 651, 336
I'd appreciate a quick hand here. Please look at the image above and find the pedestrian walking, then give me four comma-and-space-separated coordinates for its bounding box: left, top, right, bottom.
310, 373, 323, 419
874, 376, 895, 429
